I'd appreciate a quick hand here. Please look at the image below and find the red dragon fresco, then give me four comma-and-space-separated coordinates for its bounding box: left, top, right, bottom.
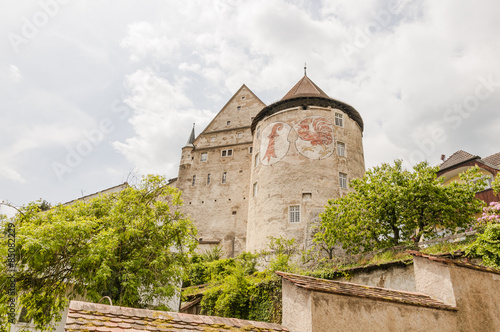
263, 123, 284, 163
296, 117, 333, 157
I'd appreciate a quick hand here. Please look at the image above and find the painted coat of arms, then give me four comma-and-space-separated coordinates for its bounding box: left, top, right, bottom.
259, 122, 291, 165
294, 116, 334, 160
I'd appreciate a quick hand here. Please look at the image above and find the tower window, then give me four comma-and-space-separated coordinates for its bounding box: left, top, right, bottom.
207, 173, 211, 185
227, 121, 231, 126
222, 172, 227, 184
221, 149, 233, 157
337, 142, 345, 157
249, 147, 253, 154
255, 153, 260, 167
289, 206, 300, 223
192, 175, 196, 187
237, 106, 241, 111
253, 182, 258, 197
201, 152, 208, 162
335, 113, 343, 127
339, 172, 348, 189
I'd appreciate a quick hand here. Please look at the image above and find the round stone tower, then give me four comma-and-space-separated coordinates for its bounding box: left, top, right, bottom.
246, 75, 365, 252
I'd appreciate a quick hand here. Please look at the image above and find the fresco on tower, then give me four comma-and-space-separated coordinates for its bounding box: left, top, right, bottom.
260, 122, 291, 165
294, 116, 334, 160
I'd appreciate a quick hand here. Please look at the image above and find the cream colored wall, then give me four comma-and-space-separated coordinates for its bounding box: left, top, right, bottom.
247, 107, 365, 253
442, 168, 493, 185
309, 291, 457, 332
175, 86, 265, 257
335, 264, 416, 292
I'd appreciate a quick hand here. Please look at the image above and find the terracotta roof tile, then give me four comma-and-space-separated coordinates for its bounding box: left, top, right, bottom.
483, 152, 500, 167
276, 271, 457, 311
408, 250, 500, 275
65, 300, 288, 332
281, 75, 330, 101
439, 150, 479, 170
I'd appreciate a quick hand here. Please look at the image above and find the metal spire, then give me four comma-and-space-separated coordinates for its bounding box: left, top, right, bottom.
304, 62, 307, 76
186, 123, 195, 146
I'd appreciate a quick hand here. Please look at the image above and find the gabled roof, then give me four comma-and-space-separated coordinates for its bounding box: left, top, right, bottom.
483, 152, 500, 167
65, 300, 289, 332
281, 75, 330, 101
276, 271, 456, 311
439, 150, 479, 171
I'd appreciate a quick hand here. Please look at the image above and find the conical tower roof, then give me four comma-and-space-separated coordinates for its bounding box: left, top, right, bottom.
251, 74, 364, 133
184, 124, 195, 147
281, 75, 330, 101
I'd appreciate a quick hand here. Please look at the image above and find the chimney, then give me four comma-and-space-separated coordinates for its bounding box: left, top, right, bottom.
441, 154, 446, 161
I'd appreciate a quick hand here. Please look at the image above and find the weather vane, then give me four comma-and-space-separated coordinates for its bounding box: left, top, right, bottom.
304, 62, 307, 76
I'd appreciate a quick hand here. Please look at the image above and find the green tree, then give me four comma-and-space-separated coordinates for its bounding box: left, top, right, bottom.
493, 174, 500, 195
315, 160, 485, 255
0, 175, 197, 331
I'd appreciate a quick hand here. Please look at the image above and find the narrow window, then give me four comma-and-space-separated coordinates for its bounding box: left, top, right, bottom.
339, 172, 348, 189
221, 150, 227, 157
192, 175, 196, 187
289, 206, 300, 223
201, 152, 208, 162
253, 182, 258, 197
335, 113, 343, 127
255, 153, 260, 167
337, 142, 345, 157
222, 172, 227, 184
256, 127, 261, 139
249, 146, 253, 154
207, 173, 211, 185
227, 121, 231, 126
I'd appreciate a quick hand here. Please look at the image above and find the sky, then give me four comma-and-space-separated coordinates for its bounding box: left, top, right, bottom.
1, 0, 499, 216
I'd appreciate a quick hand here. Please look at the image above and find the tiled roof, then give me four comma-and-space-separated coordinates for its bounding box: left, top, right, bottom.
65, 300, 289, 332
408, 250, 500, 275
483, 152, 500, 167
276, 271, 456, 311
439, 150, 479, 170
281, 75, 330, 101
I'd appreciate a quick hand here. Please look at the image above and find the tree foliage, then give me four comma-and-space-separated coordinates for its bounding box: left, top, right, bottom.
0, 175, 197, 331
315, 160, 485, 255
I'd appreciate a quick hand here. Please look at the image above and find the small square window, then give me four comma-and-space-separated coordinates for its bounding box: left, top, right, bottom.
335, 113, 343, 127
201, 152, 208, 162
241, 96, 245, 100
289, 206, 300, 223
237, 106, 241, 111
237, 133, 243, 138
227, 121, 231, 126
222, 172, 227, 184
337, 142, 345, 157
339, 172, 348, 189
232, 211, 237, 215
211, 136, 216, 141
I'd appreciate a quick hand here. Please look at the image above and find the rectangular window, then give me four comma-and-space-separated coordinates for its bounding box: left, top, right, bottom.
249, 146, 253, 154
237, 106, 241, 111
255, 153, 260, 167
335, 113, 343, 127
253, 182, 258, 197
201, 152, 208, 162
222, 172, 227, 184
192, 175, 196, 187
339, 172, 348, 189
337, 142, 345, 157
227, 121, 231, 126
221, 149, 233, 157
207, 173, 211, 185
289, 206, 300, 223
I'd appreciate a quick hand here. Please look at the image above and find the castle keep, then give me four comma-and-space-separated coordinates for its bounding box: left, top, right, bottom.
171, 75, 365, 255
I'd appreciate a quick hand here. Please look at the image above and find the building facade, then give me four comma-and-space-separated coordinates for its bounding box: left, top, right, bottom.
172, 75, 365, 255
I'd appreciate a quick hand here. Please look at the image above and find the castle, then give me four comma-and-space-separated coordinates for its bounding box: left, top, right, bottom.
170, 74, 365, 256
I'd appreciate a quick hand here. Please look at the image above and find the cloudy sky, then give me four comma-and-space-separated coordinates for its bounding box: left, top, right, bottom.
1, 0, 499, 215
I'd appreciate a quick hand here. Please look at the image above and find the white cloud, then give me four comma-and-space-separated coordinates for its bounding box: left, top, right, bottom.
7, 64, 22, 82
